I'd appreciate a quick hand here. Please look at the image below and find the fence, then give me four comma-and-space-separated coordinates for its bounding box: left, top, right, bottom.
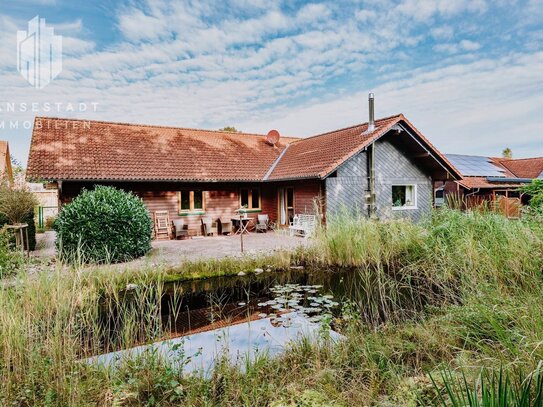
445, 193, 522, 219
37, 206, 58, 229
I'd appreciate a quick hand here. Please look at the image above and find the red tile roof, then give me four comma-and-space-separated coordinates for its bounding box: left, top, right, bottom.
496, 157, 543, 179
457, 177, 527, 190
26, 117, 298, 182
267, 114, 460, 180
267, 115, 401, 180
27, 114, 460, 183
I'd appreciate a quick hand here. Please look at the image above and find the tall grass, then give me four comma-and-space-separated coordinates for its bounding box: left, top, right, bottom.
431, 363, 543, 406
0, 209, 542, 405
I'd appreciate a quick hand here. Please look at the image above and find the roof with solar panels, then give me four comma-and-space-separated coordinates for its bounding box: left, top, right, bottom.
446, 154, 543, 189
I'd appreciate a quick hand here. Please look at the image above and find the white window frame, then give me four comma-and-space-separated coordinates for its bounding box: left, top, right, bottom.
392, 184, 417, 210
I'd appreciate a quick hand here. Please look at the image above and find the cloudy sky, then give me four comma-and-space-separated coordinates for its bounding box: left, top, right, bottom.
0, 0, 542, 164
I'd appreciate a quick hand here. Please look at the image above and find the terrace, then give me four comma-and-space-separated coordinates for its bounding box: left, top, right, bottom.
33, 230, 309, 266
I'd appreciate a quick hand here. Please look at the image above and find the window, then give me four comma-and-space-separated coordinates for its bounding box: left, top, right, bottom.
240, 188, 261, 210
434, 187, 444, 207
392, 185, 416, 209
179, 190, 205, 213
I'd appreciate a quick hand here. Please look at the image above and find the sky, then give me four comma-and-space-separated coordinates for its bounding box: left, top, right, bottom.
0, 0, 542, 165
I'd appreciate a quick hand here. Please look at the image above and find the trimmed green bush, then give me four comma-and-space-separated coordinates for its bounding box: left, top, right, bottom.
55, 186, 152, 263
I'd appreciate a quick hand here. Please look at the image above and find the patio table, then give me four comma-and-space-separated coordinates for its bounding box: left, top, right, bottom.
232, 217, 252, 235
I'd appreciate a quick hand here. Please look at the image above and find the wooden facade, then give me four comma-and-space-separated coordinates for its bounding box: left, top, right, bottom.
59, 180, 323, 235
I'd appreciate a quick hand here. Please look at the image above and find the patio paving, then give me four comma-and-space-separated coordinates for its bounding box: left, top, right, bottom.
33, 230, 309, 267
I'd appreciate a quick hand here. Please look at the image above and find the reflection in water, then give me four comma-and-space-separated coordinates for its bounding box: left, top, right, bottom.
87, 312, 341, 376
92, 268, 371, 372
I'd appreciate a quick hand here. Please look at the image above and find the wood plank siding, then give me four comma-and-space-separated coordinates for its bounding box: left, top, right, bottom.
59, 180, 325, 235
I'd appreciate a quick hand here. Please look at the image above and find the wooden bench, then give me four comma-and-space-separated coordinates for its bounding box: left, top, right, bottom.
288, 214, 317, 238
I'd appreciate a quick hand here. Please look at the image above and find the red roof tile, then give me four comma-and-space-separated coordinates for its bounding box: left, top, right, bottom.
27, 114, 460, 183
496, 157, 543, 179
267, 114, 461, 180
457, 176, 526, 190
26, 117, 298, 182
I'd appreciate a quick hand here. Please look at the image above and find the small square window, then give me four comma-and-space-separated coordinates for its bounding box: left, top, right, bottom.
240, 188, 261, 210
392, 185, 416, 209
179, 190, 206, 213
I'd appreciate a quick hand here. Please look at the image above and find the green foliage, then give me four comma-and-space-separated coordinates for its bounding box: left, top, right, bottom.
55, 186, 152, 263
0, 210, 36, 251
1, 210, 543, 405
521, 179, 543, 212
431, 363, 543, 406
0, 185, 37, 225
502, 147, 513, 159
0, 229, 25, 277
218, 126, 240, 133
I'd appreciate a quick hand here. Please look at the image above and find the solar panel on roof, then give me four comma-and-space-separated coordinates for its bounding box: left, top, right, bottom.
446, 154, 506, 177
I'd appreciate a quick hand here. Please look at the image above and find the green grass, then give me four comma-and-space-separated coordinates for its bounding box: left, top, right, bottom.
1, 209, 543, 405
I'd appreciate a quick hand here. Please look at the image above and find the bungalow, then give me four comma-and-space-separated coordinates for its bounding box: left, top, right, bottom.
0, 140, 13, 184
26, 97, 460, 233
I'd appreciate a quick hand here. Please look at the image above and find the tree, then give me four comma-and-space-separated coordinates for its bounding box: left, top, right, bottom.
219, 126, 240, 133
502, 148, 512, 159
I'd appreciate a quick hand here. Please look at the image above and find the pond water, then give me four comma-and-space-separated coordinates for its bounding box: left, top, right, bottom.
89, 267, 364, 375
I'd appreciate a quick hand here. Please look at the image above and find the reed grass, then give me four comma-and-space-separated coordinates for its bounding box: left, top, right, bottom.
0, 209, 542, 405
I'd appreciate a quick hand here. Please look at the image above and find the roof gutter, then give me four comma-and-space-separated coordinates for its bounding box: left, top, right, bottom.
485, 177, 533, 183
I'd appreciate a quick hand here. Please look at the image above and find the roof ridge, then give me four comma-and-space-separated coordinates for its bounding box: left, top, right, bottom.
497, 156, 543, 162
289, 113, 404, 144
33, 116, 301, 140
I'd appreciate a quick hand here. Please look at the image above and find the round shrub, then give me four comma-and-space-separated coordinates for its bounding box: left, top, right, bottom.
55, 186, 152, 263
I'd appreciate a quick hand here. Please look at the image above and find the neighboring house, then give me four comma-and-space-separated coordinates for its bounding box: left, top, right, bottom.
0, 140, 13, 184
442, 154, 543, 203
26, 109, 460, 232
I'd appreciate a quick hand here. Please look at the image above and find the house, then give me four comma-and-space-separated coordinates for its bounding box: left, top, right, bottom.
442, 154, 543, 203
0, 140, 13, 184
26, 98, 460, 233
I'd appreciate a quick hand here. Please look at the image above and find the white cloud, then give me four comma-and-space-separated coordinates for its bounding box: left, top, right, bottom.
460, 39, 481, 51
0, 0, 541, 163
236, 51, 543, 157
434, 39, 481, 53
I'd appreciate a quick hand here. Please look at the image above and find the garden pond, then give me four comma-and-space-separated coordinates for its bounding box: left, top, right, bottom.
88, 267, 370, 375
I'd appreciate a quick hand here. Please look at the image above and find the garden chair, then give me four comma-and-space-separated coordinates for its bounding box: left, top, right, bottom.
201, 217, 218, 236
154, 210, 171, 240
256, 214, 269, 233
172, 219, 189, 239
219, 219, 233, 235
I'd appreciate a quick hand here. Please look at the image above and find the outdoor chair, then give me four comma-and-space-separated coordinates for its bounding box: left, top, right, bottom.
201, 217, 218, 236
219, 219, 233, 235
288, 214, 317, 238
256, 214, 269, 233
172, 219, 189, 239
154, 210, 171, 240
